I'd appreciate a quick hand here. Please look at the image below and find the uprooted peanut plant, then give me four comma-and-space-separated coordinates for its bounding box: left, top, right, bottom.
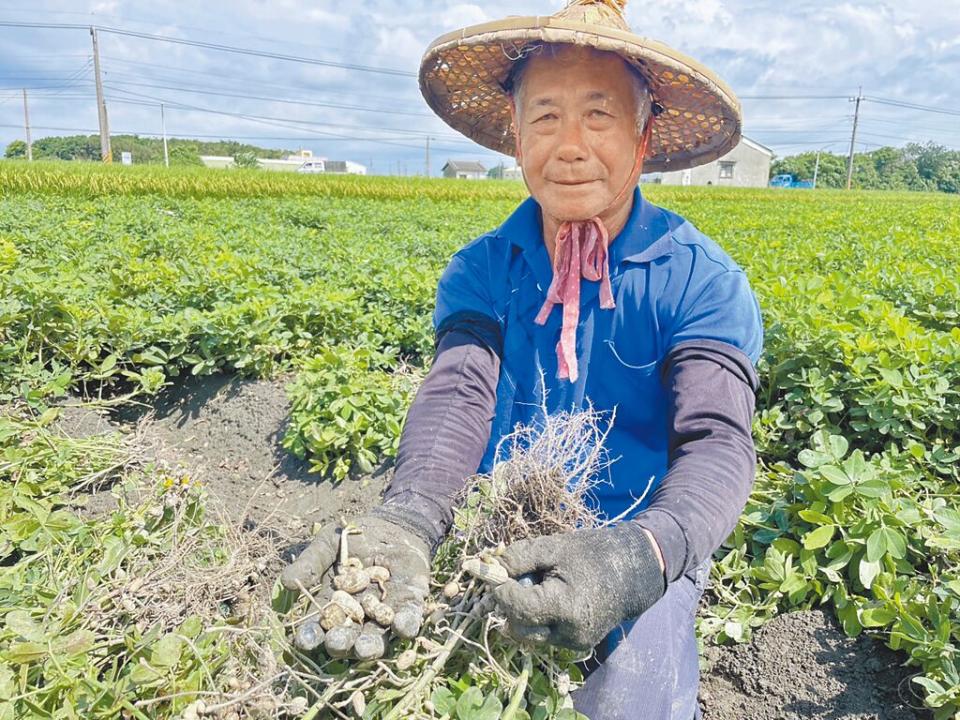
275, 408, 611, 719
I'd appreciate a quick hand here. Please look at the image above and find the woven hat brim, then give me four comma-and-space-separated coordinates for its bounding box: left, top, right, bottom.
419, 16, 742, 173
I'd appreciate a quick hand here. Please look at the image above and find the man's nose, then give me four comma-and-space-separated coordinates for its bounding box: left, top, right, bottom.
555, 119, 589, 163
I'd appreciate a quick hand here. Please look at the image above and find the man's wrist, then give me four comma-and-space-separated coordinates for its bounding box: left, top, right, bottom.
370, 501, 446, 551
610, 521, 667, 618
641, 527, 666, 576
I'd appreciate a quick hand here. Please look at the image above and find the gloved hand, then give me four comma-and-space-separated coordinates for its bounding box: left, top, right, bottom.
492, 523, 666, 652
281, 506, 432, 660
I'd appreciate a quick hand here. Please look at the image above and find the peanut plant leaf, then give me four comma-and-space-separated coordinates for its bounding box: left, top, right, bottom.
803, 525, 835, 550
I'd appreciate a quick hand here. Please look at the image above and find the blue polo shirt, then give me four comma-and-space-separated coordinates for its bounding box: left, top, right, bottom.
433, 187, 763, 521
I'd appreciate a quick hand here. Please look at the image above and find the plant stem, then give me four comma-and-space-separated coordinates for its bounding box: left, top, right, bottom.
502, 654, 532, 720
381, 608, 481, 720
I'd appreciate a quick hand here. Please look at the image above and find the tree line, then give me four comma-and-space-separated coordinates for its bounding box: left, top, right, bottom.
772, 143, 960, 194
4, 135, 958, 194
3, 135, 291, 166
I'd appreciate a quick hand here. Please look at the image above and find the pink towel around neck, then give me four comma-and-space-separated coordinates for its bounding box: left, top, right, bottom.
534, 217, 616, 382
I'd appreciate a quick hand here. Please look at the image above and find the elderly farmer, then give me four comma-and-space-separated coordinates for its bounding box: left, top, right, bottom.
283, 0, 762, 716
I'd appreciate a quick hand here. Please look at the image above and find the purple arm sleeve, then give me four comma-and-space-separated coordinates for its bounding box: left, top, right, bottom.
377, 329, 500, 547
633, 339, 760, 583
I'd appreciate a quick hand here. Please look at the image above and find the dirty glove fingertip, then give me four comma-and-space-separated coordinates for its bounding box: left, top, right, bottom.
499, 537, 552, 576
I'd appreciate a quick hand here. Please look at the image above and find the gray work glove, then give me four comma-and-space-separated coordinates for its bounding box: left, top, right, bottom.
492, 523, 666, 652
280, 506, 433, 660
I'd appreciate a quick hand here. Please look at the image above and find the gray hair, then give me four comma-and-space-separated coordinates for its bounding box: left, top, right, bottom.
503, 43, 653, 136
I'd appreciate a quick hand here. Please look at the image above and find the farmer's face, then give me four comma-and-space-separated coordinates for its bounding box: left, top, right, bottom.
512, 46, 644, 224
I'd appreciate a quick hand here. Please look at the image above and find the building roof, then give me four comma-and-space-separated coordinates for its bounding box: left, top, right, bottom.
740, 136, 775, 157
443, 160, 487, 173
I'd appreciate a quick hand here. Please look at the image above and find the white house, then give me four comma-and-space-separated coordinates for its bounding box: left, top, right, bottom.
199, 150, 366, 174
442, 160, 486, 180
657, 137, 774, 188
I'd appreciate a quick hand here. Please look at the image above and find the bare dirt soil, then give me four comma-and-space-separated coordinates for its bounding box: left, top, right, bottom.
64, 374, 387, 544
120, 374, 387, 534
700, 609, 929, 720
59, 373, 929, 719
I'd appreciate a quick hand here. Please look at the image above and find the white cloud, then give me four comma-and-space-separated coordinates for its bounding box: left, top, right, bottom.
91, 0, 121, 14
441, 4, 491, 28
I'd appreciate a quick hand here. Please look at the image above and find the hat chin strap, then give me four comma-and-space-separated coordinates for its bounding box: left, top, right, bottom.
516, 116, 655, 382
605, 117, 654, 218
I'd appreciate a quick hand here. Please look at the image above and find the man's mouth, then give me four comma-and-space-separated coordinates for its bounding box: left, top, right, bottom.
551, 179, 597, 186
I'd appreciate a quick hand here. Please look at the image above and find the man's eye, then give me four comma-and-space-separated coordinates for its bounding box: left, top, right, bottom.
535, 113, 558, 123
590, 109, 611, 118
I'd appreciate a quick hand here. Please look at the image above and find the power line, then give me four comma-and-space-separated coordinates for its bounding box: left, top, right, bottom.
0, 122, 499, 157
864, 95, 960, 118
744, 127, 852, 134
0, 60, 91, 108
100, 77, 436, 118
99, 56, 425, 109
0, 7, 412, 69
739, 94, 853, 100
102, 92, 485, 154
0, 21, 417, 78
102, 85, 475, 144
855, 130, 945, 144
3, 21, 954, 159
858, 116, 960, 135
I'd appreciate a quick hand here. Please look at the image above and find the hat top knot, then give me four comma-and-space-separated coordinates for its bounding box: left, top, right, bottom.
566, 0, 627, 15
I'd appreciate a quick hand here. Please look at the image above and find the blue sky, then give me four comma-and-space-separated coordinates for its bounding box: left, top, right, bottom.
1, 0, 958, 174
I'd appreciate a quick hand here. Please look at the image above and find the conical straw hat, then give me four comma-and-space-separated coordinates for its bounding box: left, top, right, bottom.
419, 0, 741, 172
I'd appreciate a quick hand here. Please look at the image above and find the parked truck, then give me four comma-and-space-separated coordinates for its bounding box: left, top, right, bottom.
769, 174, 815, 189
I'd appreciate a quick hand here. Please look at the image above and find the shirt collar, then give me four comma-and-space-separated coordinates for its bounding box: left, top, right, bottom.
496, 187, 675, 266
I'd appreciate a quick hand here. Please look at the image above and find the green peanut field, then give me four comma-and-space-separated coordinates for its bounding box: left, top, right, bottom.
0, 161, 958, 718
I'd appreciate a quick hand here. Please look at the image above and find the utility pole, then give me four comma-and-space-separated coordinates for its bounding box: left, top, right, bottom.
845, 87, 862, 190
90, 26, 112, 163
425, 136, 431, 177
21, 89, 32, 161
161, 103, 169, 167
813, 150, 821, 189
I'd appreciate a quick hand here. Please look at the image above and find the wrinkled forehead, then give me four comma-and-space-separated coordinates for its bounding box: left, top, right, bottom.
505, 44, 646, 102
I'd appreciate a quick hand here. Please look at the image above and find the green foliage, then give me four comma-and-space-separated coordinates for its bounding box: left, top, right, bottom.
167, 144, 203, 167
3, 140, 27, 159
0, 408, 285, 719
772, 143, 960, 193
232, 151, 260, 170
1, 164, 960, 714
771, 151, 847, 188
283, 347, 419, 481
670, 188, 960, 717
0, 185, 500, 405
12, 134, 292, 165
0, 160, 529, 200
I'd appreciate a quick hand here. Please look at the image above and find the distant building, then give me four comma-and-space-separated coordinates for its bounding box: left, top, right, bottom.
199, 155, 235, 170
321, 160, 366, 175
442, 160, 487, 180
657, 137, 774, 188
199, 151, 366, 175
486, 164, 523, 180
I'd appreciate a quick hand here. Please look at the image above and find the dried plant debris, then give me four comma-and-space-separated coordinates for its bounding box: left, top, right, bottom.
277, 408, 610, 718
3, 400, 603, 719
